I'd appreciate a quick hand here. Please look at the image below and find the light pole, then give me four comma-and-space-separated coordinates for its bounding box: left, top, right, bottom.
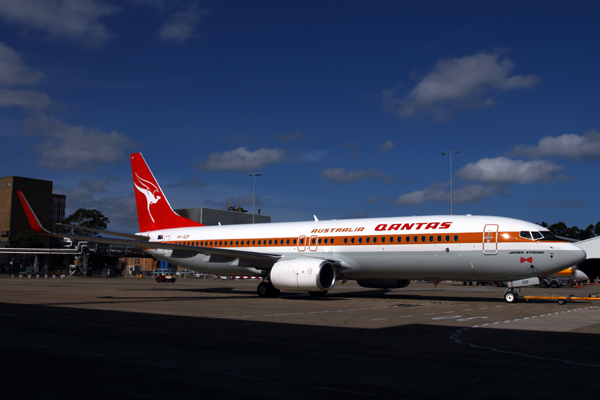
249, 173, 262, 223
441, 150, 459, 215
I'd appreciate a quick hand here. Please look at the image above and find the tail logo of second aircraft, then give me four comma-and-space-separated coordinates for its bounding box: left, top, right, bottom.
133, 173, 162, 223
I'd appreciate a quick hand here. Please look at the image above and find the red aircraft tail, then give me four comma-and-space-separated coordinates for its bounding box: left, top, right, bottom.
130, 153, 204, 232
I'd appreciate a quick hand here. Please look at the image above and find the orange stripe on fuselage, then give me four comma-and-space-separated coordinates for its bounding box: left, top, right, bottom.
161, 231, 566, 249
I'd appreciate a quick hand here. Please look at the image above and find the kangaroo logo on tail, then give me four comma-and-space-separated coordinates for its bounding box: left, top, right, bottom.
133, 173, 162, 223
130, 152, 204, 232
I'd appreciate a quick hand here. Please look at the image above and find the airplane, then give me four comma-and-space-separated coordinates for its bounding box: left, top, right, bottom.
18, 152, 587, 303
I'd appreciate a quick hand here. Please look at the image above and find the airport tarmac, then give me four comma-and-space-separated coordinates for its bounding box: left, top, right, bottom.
1, 278, 599, 399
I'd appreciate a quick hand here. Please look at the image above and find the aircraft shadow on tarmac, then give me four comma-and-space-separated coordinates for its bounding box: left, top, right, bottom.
0, 301, 599, 400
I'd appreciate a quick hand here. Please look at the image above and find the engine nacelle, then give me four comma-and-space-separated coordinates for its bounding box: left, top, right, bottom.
271, 257, 336, 292
357, 279, 411, 289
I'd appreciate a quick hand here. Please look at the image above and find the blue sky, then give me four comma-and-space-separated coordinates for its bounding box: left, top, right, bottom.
1, 0, 599, 233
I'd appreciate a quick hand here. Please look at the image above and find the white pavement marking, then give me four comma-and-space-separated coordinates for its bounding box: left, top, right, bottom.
449, 306, 600, 368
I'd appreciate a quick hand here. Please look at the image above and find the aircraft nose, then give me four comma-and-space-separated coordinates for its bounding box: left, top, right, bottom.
565, 244, 587, 266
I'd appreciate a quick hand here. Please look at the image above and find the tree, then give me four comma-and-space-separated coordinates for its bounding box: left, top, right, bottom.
8, 230, 43, 248
62, 209, 109, 236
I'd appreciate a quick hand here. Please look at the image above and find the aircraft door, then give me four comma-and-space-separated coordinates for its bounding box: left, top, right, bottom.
309, 235, 318, 252
297, 235, 306, 252
483, 225, 498, 255
161, 235, 171, 255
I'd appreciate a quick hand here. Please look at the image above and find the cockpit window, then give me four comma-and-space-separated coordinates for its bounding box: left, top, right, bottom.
532, 231, 543, 240
540, 230, 557, 239
520, 231, 532, 239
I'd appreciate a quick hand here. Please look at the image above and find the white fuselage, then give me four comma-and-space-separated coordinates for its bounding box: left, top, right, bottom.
141, 215, 586, 282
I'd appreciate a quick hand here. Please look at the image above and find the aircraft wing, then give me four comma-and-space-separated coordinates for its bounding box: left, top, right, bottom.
18, 192, 281, 265
57, 223, 150, 241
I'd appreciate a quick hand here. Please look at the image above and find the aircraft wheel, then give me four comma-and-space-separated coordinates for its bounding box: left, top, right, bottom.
156, 277, 161, 283
550, 281, 561, 288
257, 282, 280, 298
558, 299, 566, 305
504, 291, 518, 303
171, 278, 176, 283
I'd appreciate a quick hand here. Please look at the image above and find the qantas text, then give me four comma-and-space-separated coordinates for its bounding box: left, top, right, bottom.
374, 222, 452, 231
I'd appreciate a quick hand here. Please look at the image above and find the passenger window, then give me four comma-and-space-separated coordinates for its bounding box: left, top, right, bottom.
437, 235, 442, 242
373, 237, 377, 243
351, 237, 355, 243
293, 239, 296, 245
299, 239, 303, 245
366, 237, 370, 243
252, 240, 255, 245
358, 237, 363, 244
445, 235, 450, 242
323, 238, 327, 244
421, 236, 426, 242
344, 238, 348, 244
520, 231, 532, 239
287, 239, 290, 245
429, 236, 433, 242
268, 239, 272, 245
331, 238, 335, 244
453, 235, 458, 242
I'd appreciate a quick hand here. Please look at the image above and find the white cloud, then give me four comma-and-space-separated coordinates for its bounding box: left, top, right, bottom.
0, 88, 50, 110
394, 182, 503, 205
456, 156, 564, 184
0, 42, 44, 86
199, 147, 286, 171
21, 114, 137, 172
365, 196, 379, 204
320, 168, 387, 183
382, 51, 541, 120
511, 131, 600, 162
378, 140, 396, 153
0, 43, 51, 110
158, 1, 207, 43
0, 0, 117, 46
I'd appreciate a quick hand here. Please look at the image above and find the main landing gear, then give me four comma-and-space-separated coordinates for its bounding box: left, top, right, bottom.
504, 290, 520, 303
257, 280, 280, 298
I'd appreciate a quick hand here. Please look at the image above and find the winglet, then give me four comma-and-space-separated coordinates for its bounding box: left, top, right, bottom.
17, 191, 52, 235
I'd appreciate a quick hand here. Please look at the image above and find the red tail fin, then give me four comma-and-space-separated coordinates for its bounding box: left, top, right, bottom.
130, 153, 204, 232
17, 191, 52, 235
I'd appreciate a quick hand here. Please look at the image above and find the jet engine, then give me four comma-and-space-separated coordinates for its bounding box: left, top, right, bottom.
357, 279, 411, 289
270, 257, 336, 293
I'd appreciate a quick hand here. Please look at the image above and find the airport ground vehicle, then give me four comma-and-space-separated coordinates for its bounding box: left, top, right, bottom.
156, 273, 175, 283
